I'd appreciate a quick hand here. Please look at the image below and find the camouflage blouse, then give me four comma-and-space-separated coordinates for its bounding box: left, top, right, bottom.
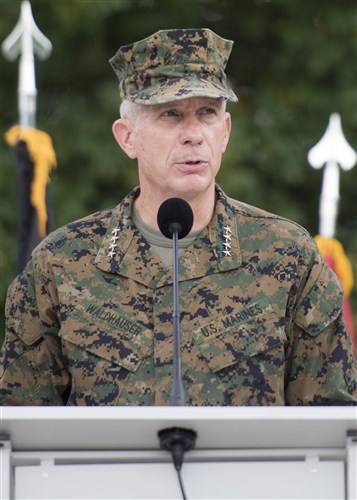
1, 186, 356, 406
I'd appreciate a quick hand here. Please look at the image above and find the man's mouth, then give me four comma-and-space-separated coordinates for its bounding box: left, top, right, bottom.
177, 159, 208, 170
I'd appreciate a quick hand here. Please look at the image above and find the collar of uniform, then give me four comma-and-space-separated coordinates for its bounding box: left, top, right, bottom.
95, 185, 241, 288
180, 185, 241, 278
95, 187, 169, 288
197, 184, 241, 274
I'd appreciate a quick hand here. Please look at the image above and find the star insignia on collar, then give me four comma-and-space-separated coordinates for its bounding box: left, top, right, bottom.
107, 227, 120, 258
222, 225, 232, 258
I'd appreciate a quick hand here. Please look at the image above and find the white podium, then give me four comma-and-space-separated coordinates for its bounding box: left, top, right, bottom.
1, 406, 356, 500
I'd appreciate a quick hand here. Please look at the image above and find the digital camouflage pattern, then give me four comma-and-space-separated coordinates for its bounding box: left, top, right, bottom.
109, 28, 238, 104
1, 186, 356, 406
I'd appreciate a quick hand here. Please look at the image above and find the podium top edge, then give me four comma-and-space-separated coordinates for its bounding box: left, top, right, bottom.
1, 405, 356, 423
1, 406, 356, 451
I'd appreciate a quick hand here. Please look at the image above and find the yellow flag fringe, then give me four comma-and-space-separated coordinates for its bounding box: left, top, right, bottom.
314, 235, 354, 297
5, 125, 57, 239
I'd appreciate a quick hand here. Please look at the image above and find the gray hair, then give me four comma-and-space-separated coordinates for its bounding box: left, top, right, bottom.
119, 100, 146, 123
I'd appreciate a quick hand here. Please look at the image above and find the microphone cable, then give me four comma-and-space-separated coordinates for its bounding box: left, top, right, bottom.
177, 468, 188, 500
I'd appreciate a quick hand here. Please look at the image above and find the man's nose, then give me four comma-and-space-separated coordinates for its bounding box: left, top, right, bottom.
179, 117, 204, 145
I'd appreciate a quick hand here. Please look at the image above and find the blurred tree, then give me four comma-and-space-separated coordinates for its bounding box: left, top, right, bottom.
1, 0, 356, 343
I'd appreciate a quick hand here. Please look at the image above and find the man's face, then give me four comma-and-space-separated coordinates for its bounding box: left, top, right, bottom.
116, 97, 231, 203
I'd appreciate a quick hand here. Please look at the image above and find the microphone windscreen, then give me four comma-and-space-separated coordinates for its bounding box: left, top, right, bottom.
157, 198, 194, 239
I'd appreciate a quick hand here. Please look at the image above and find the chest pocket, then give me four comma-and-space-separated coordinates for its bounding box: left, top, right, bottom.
60, 301, 153, 372
192, 307, 286, 405
193, 312, 285, 373
58, 302, 153, 405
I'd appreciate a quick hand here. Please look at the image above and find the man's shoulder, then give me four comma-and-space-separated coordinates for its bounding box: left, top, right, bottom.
35, 207, 115, 255
227, 195, 312, 240
220, 193, 320, 264
65, 207, 115, 235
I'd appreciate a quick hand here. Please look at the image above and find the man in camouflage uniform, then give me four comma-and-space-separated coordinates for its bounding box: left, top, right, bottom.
1, 29, 356, 405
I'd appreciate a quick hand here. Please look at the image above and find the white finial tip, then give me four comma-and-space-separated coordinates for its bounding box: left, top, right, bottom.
2, 0, 52, 62
308, 113, 357, 170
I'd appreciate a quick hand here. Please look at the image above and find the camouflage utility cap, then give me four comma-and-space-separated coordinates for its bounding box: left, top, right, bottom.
109, 28, 238, 105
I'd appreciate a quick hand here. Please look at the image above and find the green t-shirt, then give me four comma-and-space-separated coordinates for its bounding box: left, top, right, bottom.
132, 206, 201, 267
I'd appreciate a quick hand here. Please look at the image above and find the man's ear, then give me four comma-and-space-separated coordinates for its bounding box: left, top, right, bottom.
222, 112, 232, 153
112, 119, 137, 159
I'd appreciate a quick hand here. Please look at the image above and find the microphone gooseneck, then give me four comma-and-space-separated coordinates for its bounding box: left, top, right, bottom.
157, 198, 194, 406
157, 198, 197, 498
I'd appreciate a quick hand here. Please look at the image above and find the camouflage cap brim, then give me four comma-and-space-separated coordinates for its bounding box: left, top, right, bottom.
125, 75, 238, 105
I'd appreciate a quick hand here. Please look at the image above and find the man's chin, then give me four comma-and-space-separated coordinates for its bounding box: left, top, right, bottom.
171, 177, 214, 199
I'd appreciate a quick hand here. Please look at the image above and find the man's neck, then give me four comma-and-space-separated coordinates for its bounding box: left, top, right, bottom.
134, 187, 216, 233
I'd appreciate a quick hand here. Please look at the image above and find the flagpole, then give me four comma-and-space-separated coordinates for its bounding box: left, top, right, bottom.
2, 1, 56, 273
308, 113, 357, 349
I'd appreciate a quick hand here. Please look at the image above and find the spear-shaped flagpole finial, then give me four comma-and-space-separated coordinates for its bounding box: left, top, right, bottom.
2, 0, 52, 128
308, 113, 356, 238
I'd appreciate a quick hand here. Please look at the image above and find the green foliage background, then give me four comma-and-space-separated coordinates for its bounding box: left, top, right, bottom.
1, 0, 356, 343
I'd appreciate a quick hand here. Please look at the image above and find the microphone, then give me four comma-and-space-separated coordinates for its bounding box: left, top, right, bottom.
157, 198, 194, 405
157, 197, 194, 241
157, 198, 197, 496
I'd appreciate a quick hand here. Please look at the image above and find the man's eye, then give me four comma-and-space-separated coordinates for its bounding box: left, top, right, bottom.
161, 109, 179, 117
200, 107, 216, 116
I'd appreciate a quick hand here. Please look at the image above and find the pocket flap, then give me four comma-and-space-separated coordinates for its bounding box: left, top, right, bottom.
60, 301, 153, 373
193, 310, 285, 373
